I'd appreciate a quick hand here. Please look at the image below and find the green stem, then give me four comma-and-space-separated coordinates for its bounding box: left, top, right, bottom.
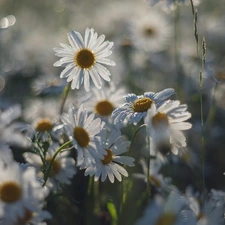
129, 124, 146, 152
206, 81, 218, 129
42, 140, 73, 187
59, 83, 71, 115
146, 132, 151, 198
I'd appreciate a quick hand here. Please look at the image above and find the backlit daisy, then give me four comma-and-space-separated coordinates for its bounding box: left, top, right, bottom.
133, 158, 174, 192
144, 100, 192, 155
112, 88, 175, 125
79, 82, 126, 122
61, 105, 106, 169
84, 129, 135, 183
53, 28, 116, 92
0, 162, 49, 222
129, 9, 172, 52
23, 143, 76, 190
135, 190, 196, 225
0, 105, 29, 148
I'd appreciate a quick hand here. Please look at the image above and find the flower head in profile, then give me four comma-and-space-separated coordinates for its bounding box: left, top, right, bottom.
84, 129, 135, 183
112, 88, 175, 125
144, 100, 192, 155
61, 105, 106, 169
53, 28, 116, 92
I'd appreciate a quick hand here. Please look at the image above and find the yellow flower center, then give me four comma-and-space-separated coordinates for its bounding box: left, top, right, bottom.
155, 213, 176, 225
35, 118, 53, 132
101, 149, 113, 165
75, 49, 96, 69
150, 175, 161, 188
0, 181, 22, 203
152, 112, 169, 128
17, 208, 33, 225
133, 97, 153, 112
46, 157, 61, 176
144, 27, 156, 37
95, 100, 114, 116
73, 127, 90, 148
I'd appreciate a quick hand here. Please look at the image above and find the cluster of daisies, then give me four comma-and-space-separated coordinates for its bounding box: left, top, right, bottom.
0, 15, 225, 223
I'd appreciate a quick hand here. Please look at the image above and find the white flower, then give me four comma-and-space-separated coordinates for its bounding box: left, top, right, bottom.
144, 100, 192, 155
0, 105, 29, 148
53, 28, 116, 92
79, 82, 126, 121
129, 9, 172, 52
133, 158, 174, 192
61, 105, 106, 169
112, 88, 175, 125
0, 162, 49, 222
84, 129, 135, 183
148, 0, 201, 11
135, 190, 196, 225
23, 143, 76, 190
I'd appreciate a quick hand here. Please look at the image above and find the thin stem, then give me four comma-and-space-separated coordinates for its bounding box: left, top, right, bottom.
42, 140, 73, 187
206, 81, 218, 129
200, 38, 206, 196
128, 124, 146, 152
146, 135, 151, 198
59, 83, 71, 115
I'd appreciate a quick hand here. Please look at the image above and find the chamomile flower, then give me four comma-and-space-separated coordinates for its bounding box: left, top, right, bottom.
144, 100, 192, 155
79, 82, 126, 122
23, 143, 76, 190
0, 162, 49, 221
84, 129, 135, 183
61, 105, 106, 169
0, 105, 29, 148
133, 158, 173, 192
135, 190, 196, 225
129, 9, 172, 52
1, 205, 51, 225
112, 88, 175, 125
53, 28, 116, 92
148, 0, 201, 11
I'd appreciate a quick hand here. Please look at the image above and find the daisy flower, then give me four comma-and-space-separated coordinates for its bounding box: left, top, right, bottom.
0, 162, 49, 222
148, 0, 201, 11
135, 190, 196, 225
23, 143, 76, 190
22, 98, 62, 141
129, 9, 172, 52
133, 158, 174, 192
144, 100, 192, 155
53, 28, 116, 92
84, 129, 135, 183
61, 105, 106, 169
112, 88, 175, 125
79, 82, 126, 122
0, 105, 29, 148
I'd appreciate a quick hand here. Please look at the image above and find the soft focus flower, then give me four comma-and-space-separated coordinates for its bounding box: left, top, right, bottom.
112, 88, 175, 125
135, 190, 196, 225
61, 105, 106, 169
53, 28, 116, 92
84, 129, 135, 183
129, 9, 172, 52
144, 100, 192, 155
0, 105, 29, 148
23, 143, 77, 190
133, 158, 174, 192
0, 162, 49, 222
79, 82, 126, 122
